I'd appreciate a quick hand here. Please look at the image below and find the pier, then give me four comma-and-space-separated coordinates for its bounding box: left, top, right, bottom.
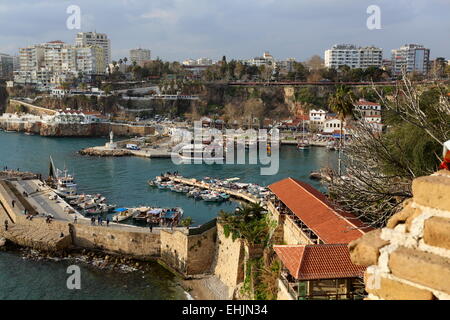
167, 175, 263, 204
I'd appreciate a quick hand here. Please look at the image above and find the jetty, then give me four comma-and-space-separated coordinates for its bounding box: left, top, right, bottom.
163, 175, 264, 204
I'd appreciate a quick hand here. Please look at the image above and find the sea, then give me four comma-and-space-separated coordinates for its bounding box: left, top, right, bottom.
0, 131, 337, 299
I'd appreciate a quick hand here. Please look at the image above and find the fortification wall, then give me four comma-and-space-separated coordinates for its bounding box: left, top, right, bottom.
212, 224, 245, 298
349, 170, 450, 300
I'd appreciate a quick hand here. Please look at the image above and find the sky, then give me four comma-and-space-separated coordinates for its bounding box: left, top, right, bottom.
0, 0, 449, 62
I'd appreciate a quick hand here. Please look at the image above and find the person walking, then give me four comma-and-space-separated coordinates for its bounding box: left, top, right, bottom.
11, 200, 15, 208
106, 218, 110, 227
74, 216, 78, 224
4, 220, 8, 231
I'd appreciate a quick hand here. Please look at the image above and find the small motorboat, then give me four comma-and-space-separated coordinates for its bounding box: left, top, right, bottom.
113, 208, 135, 222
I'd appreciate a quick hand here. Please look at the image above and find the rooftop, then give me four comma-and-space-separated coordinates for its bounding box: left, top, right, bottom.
268, 178, 368, 243
274, 244, 366, 280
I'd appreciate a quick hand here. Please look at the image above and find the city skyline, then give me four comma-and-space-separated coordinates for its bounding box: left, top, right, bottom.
0, 0, 449, 62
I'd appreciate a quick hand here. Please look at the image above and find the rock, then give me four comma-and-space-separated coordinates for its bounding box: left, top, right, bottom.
349, 229, 389, 266
0, 238, 6, 247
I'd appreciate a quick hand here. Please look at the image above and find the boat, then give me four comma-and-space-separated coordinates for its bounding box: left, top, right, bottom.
113, 208, 135, 222
219, 193, 230, 200
202, 192, 223, 202
326, 141, 337, 151
297, 118, 311, 150
84, 203, 116, 216
49, 157, 78, 198
173, 144, 225, 163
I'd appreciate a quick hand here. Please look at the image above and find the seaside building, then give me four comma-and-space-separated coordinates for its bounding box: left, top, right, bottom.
75, 32, 111, 64
266, 177, 368, 300
0, 53, 14, 79
275, 244, 366, 300
391, 44, 430, 75
308, 109, 327, 130
324, 44, 383, 69
130, 48, 151, 66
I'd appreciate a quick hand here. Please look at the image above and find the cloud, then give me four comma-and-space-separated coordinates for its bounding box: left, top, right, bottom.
0, 0, 448, 61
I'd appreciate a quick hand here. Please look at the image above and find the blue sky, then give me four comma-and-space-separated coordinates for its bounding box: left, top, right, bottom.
0, 0, 448, 61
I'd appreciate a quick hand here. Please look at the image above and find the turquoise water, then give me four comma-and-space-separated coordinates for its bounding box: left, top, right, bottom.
0, 131, 337, 226
0, 131, 337, 300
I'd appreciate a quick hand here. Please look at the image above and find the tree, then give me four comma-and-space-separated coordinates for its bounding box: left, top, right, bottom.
219, 202, 269, 246
328, 86, 356, 175
181, 217, 193, 230
327, 78, 450, 227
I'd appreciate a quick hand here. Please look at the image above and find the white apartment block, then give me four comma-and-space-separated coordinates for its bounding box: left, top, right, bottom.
15, 40, 106, 88
130, 48, 151, 65
391, 44, 430, 75
324, 44, 383, 69
76, 32, 111, 64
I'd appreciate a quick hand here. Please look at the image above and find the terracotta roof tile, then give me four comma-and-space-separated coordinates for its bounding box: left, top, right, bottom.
274, 244, 366, 280
269, 178, 368, 243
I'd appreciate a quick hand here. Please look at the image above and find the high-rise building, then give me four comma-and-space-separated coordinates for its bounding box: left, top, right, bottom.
76, 45, 106, 77
15, 40, 106, 87
130, 48, 151, 66
76, 32, 111, 64
324, 44, 383, 69
391, 44, 430, 75
0, 53, 14, 79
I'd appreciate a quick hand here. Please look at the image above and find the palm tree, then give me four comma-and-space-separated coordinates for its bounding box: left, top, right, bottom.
328, 86, 356, 176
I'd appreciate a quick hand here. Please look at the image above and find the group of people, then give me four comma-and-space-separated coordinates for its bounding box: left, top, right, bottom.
90, 216, 110, 227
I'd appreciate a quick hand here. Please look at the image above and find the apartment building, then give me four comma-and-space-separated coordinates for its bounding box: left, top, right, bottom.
324, 44, 383, 69
15, 40, 106, 88
130, 48, 151, 66
391, 44, 430, 75
76, 32, 111, 64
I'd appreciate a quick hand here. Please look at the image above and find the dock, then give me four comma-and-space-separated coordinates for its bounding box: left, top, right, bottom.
168, 175, 262, 204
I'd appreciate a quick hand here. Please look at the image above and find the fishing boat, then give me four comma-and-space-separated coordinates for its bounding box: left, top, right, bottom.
48, 157, 78, 198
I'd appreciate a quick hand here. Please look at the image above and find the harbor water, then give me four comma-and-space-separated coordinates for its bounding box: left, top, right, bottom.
0, 131, 337, 299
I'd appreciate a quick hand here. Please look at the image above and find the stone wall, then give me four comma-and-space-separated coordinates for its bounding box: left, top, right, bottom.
71, 224, 161, 259
212, 224, 246, 298
349, 170, 450, 300
160, 226, 217, 276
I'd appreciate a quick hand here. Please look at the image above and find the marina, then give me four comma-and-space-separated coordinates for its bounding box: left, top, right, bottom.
0, 131, 337, 226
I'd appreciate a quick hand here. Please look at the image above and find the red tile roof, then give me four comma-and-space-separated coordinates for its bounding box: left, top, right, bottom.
274, 244, 366, 280
269, 178, 368, 243
357, 100, 381, 106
